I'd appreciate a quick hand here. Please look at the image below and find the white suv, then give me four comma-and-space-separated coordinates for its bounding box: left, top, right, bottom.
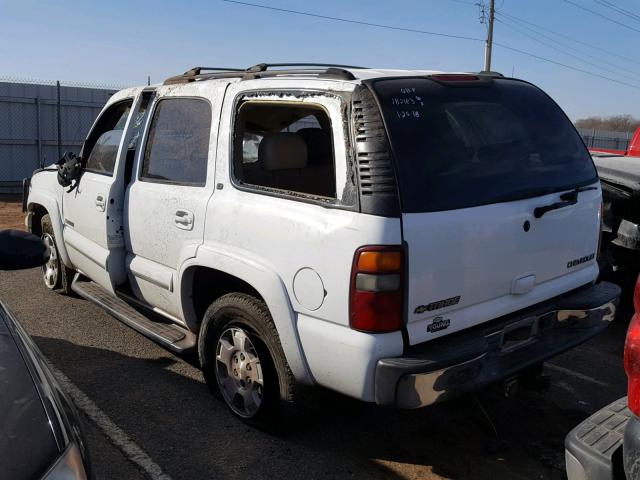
24, 64, 620, 429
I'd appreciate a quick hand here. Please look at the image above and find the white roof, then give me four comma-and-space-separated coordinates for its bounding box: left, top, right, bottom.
147, 67, 486, 90
344, 68, 446, 80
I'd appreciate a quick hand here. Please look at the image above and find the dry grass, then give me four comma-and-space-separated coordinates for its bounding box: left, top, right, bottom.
0, 196, 26, 230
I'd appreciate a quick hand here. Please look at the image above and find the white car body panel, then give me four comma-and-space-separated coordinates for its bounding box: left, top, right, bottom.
297, 313, 403, 401
403, 187, 602, 345
61, 88, 145, 293
125, 81, 225, 318
27, 174, 70, 266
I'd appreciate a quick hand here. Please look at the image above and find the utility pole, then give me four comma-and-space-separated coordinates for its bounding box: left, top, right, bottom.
483, 0, 495, 72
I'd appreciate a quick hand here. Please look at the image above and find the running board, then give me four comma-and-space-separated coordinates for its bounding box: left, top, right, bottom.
71, 277, 196, 353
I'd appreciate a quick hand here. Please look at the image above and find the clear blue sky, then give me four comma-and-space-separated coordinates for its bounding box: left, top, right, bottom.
2, 0, 640, 120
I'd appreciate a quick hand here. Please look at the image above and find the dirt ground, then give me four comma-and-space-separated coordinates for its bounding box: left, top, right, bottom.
0, 196, 26, 230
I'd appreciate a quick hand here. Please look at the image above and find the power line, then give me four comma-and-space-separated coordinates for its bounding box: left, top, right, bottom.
494, 41, 640, 90
440, 0, 480, 7
221, 0, 640, 91
497, 10, 639, 65
594, 0, 640, 24
563, 0, 640, 34
496, 17, 640, 82
443, 0, 478, 5
220, 0, 484, 42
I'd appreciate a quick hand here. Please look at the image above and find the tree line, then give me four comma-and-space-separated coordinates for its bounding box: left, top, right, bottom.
575, 114, 640, 132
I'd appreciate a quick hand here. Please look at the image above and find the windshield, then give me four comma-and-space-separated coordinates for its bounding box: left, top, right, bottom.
370, 78, 598, 212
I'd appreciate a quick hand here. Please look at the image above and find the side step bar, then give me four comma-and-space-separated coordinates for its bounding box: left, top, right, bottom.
71, 277, 197, 353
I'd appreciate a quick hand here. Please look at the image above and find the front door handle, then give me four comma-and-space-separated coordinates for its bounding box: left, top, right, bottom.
174, 210, 194, 230
95, 195, 106, 212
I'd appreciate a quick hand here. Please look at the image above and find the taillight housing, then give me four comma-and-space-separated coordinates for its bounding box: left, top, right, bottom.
597, 202, 604, 261
349, 246, 404, 333
430, 74, 480, 82
625, 274, 640, 415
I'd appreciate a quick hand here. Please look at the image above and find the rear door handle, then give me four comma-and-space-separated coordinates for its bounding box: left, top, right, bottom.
95, 195, 106, 212
174, 209, 194, 230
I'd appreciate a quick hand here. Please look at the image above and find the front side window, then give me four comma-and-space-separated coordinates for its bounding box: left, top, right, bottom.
233, 101, 336, 199
83, 100, 133, 175
141, 98, 211, 186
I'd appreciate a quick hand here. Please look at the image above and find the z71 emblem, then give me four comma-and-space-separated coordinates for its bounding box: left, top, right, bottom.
427, 316, 451, 333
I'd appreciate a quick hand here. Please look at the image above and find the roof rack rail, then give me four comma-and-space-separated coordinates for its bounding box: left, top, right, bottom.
164, 63, 368, 85
164, 66, 246, 85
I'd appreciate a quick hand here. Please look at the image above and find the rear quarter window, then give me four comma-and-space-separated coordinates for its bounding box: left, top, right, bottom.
370, 78, 598, 212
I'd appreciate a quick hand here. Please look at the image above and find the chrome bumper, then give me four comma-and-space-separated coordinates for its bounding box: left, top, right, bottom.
375, 281, 620, 409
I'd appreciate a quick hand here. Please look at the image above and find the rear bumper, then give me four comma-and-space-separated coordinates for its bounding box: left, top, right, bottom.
564, 397, 630, 480
375, 281, 620, 408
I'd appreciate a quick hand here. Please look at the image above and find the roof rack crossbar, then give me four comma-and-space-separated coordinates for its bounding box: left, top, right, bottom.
183, 66, 245, 76
164, 63, 368, 85
247, 62, 367, 73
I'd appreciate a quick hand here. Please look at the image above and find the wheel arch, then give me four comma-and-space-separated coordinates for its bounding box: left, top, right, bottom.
179, 247, 313, 385
27, 192, 72, 267
28, 203, 47, 237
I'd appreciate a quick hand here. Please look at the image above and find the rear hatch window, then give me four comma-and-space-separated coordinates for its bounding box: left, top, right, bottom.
369, 77, 597, 212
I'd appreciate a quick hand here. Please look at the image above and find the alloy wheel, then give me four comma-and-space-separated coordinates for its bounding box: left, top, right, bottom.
41, 233, 58, 289
215, 327, 264, 418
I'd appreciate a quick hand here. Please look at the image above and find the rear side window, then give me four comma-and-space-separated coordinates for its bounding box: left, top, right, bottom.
233, 102, 336, 198
371, 78, 597, 212
141, 98, 211, 186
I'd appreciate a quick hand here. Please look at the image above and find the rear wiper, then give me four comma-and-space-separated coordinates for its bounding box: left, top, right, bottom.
534, 185, 597, 219
559, 185, 598, 201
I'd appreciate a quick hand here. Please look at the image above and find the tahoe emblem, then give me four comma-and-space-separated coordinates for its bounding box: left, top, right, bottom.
427, 316, 451, 333
567, 253, 595, 269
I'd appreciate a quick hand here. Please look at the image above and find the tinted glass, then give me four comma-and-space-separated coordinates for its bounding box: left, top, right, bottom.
82, 101, 132, 174
141, 98, 211, 185
371, 78, 598, 212
85, 130, 122, 175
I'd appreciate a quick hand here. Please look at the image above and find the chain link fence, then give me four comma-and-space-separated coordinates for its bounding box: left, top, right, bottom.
576, 127, 634, 152
2, 77, 637, 194
0, 77, 131, 193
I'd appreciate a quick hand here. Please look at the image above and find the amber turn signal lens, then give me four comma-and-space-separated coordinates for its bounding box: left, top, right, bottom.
357, 251, 402, 273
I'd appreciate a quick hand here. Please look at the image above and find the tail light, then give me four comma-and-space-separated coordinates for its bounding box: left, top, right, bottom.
349, 246, 404, 333
624, 274, 640, 415
430, 74, 479, 82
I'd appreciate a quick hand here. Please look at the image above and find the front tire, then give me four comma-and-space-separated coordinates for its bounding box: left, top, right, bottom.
198, 293, 301, 432
40, 214, 74, 295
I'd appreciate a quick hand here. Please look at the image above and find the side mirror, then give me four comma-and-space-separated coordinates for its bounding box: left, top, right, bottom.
0, 230, 49, 271
56, 152, 83, 191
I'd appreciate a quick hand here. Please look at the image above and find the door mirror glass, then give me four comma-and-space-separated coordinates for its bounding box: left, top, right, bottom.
0, 230, 49, 270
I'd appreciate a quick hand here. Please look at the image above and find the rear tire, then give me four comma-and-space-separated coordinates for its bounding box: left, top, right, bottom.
198, 293, 302, 432
40, 214, 74, 295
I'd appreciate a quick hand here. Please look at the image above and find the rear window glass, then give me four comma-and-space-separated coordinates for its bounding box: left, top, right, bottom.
371, 78, 597, 212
